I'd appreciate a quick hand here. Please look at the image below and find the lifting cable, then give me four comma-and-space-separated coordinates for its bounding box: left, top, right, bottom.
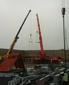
28, 13, 33, 50
35, 22, 40, 50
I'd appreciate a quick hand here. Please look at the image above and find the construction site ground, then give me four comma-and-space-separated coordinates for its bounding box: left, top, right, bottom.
0, 61, 68, 85
24, 61, 63, 69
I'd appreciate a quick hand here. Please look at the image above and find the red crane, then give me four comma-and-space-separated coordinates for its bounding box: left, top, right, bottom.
36, 14, 44, 54
31, 14, 51, 64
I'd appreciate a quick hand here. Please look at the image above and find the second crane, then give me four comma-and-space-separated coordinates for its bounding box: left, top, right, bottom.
31, 14, 51, 64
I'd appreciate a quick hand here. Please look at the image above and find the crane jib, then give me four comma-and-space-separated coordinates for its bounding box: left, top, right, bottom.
15, 10, 31, 38
6, 10, 31, 58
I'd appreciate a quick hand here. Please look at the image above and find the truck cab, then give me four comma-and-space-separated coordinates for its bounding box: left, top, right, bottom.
51, 56, 63, 64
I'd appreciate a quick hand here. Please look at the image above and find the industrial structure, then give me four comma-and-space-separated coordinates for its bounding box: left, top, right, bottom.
31, 14, 63, 64
0, 10, 31, 61
0, 0, 69, 83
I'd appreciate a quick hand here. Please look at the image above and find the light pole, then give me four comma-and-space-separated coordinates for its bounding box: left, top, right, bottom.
61, 8, 66, 68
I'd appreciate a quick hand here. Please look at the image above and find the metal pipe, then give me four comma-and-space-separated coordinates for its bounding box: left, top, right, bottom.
61, 8, 66, 68
62, 13, 66, 68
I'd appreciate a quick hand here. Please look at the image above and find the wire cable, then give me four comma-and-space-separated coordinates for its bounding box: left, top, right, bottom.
28, 13, 33, 50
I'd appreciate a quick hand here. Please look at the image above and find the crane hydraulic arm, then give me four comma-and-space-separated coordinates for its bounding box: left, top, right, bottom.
36, 14, 44, 54
1, 10, 31, 60
31, 14, 51, 64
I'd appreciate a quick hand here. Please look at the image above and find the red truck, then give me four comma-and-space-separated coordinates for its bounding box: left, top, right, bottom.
51, 56, 63, 64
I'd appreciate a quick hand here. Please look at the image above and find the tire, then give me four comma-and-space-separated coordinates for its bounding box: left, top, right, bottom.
44, 61, 47, 64
48, 60, 51, 63
35, 60, 40, 64
35, 60, 38, 63
54, 60, 58, 64
39, 60, 42, 64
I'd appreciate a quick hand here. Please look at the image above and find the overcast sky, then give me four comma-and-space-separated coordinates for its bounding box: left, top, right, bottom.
0, 0, 69, 50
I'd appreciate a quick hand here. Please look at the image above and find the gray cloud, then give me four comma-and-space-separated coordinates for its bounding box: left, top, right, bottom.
0, 0, 69, 50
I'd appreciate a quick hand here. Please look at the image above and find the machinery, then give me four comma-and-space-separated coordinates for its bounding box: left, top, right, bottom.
51, 56, 63, 64
0, 10, 31, 72
0, 10, 31, 61
31, 14, 51, 64
31, 14, 63, 64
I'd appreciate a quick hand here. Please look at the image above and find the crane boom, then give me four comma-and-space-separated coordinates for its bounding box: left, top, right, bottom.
36, 14, 44, 54
3, 10, 31, 59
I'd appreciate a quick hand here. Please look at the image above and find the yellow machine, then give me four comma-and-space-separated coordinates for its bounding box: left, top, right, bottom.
0, 38, 16, 60
0, 10, 31, 61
